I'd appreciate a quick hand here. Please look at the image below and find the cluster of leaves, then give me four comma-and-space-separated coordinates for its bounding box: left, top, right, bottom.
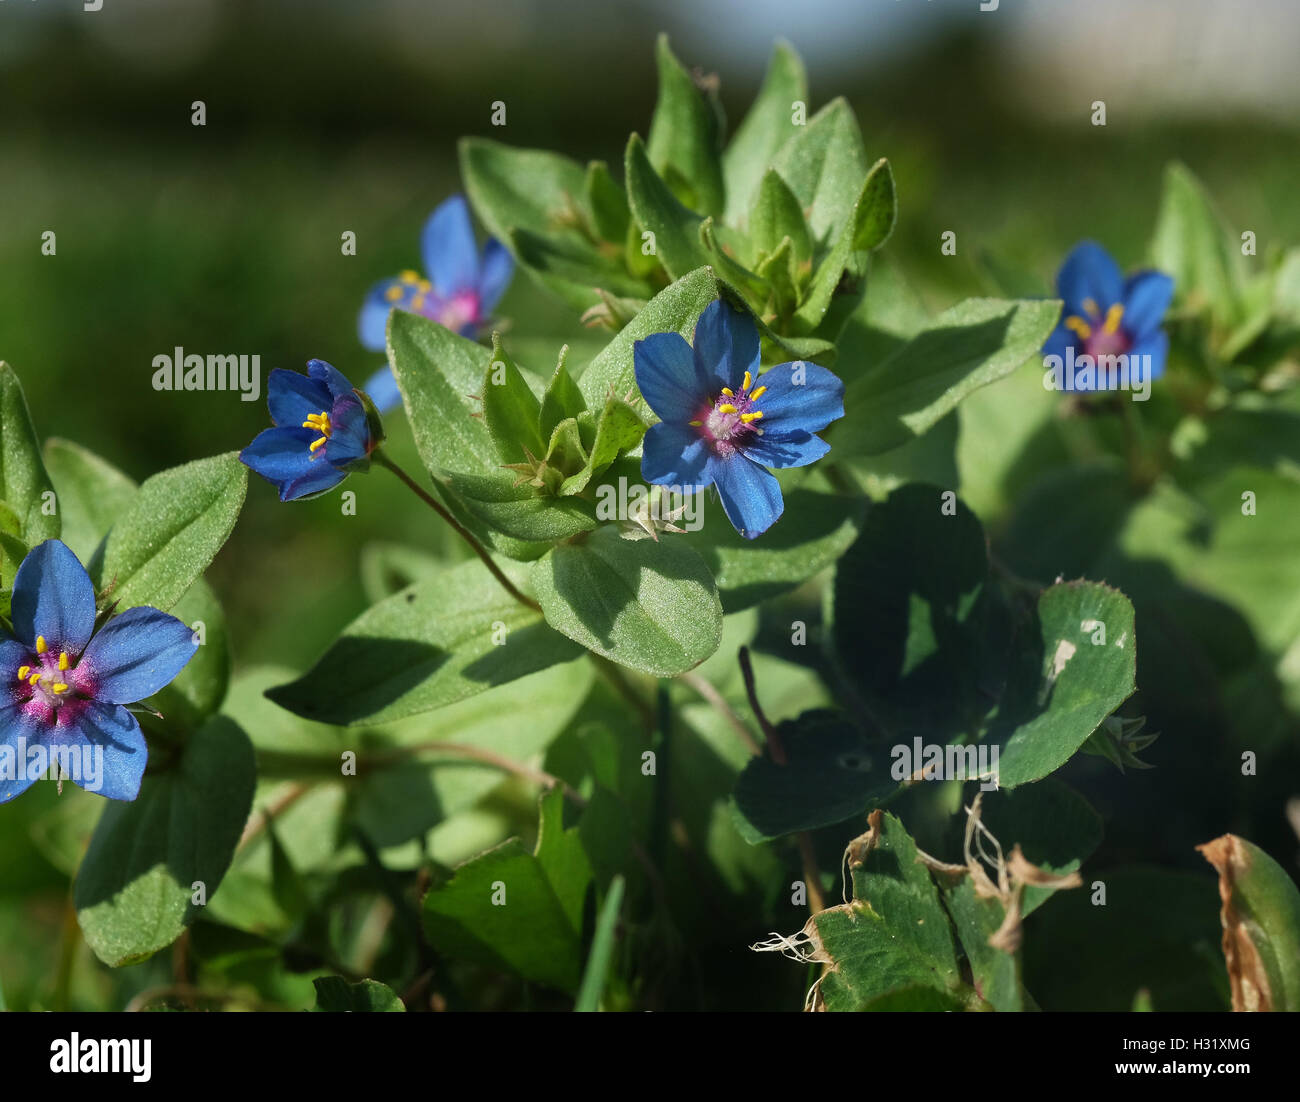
2, 37, 1299, 1013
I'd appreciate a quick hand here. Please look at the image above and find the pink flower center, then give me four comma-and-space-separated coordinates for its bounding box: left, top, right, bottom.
1066, 301, 1133, 366
691, 371, 767, 458
427, 290, 482, 335
12, 635, 94, 727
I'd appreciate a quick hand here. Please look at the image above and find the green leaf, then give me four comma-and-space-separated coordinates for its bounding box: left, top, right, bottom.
42, 438, 135, 562
74, 716, 256, 966
834, 253, 930, 378
584, 160, 630, 244
0, 363, 59, 580
539, 347, 587, 442
749, 169, 812, 269
146, 578, 230, 732
625, 133, 711, 281
976, 779, 1103, 916
577, 267, 723, 406
686, 488, 864, 612
722, 40, 808, 224
834, 297, 1063, 457
459, 138, 648, 308
574, 874, 625, 1012
445, 469, 601, 543
645, 34, 725, 217
1198, 833, 1300, 1011
793, 157, 896, 333
267, 556, 583, 726
941, 876, 1022, 1011
993, 581, 1138, 788
731, 710, 892, 843
531, 526, 722, 676
699, 217, 769, 306
387, 309, 497, 475
313, 977, 405, 1012
96, 452, 247, 613
770, 98, 868, 243
810, 813, 965, 1011
1149, 161, 1244, 326
482, 334, 546, 463
421, 788, 592, 993
557, 397, 645, 496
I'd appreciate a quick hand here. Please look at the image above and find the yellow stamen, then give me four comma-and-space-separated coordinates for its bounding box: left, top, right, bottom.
28, 671, 41, 686
35, 636, 47, 655
1064, 316, 1092, 340
750, 385, 767, 400
17, 665, 30, 681
720, 387, 734, 397
58, 652, 69, 671
717, 403, 737, 415
309, 436, 328, 453
418, 279, 432, 294
1103, 303, 1124, 334
52, 683, 68, 695
400, 269, 420, 284
384, 285, 403, 303
688, 419, 702, 427
740, 411, 764, 423
742, 370, 752, 391
1082, 297, 1100, 318
412, 295, 426, 311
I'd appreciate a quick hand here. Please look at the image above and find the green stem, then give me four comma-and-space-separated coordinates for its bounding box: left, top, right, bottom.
375, 452, 540, 613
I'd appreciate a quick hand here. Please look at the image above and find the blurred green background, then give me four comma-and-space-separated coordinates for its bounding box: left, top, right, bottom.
2, 0, 1299, 1009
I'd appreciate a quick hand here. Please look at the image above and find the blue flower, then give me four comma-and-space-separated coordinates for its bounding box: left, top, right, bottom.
635, 300, 844, 540
0, 540, 197, 804
240, 359, 380, 501
358, 195, 514, 412
1043, 241, 1174, 391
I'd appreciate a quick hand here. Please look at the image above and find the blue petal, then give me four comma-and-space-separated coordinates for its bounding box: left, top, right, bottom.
708, 455, 783, 540
240, 426, 318, 489
70, 701, 148, 801
0, 634, 30, 673
282, 459, 348, 502
78, 606, 198, 705
0, 705, 43, 805
362, 365, 403, 414
743, 430, 831, 470
477, 238, 515, 316
635, 331, 706, 421
1041, 322, 1072, 363
748, 361, 844, 436
1128, 329, 1169, 383
359, 279, 411, 352
422, 195, 480, 296
641, 422, 714, 490
267, 368, 333, 428
1122, 270, 1174, 337
11, 540, 97, 654
1057, 241, 1124, 315
325, 395, 372, 467
692, 300, 761, 392
307, 359, 356, 402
